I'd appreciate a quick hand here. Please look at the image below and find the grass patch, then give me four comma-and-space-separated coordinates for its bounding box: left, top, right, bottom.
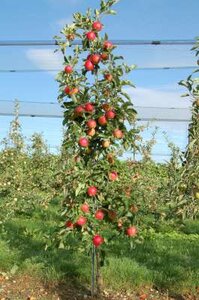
0, 203, 198, 295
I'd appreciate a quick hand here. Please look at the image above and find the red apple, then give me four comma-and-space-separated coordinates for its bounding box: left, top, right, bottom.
64, 65, 73, 74
85, 60, 94, 71
84, 103, 95, 113
126, 226, 137, 237
64, 86, 71, 95
92, 21, 103, 31
104, 73, 113, 81
78, 137, 89, 148
81, 203, 90, 213
93, 235, 104, 247
98, 115, 107, 126
74, 105, 84, 116
108, 171, 118, 181
103, 41, 113, 50
87, 128, 95, 137
101, 52, 109, 61
65, 220, 74, 228
105, 110, 115, 119
90, 53, 101, 65
86, 119, 97, 129
87, 186, 97, 197
86, 31, 96, 41
113, 129, 124, 139
76, 216, 87, 226
95, 209, 105, 220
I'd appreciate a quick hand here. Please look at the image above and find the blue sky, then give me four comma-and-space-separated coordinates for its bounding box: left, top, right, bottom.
0, 0, 198, 161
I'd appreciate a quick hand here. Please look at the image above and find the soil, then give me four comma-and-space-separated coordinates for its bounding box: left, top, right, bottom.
0, 274, 198, 300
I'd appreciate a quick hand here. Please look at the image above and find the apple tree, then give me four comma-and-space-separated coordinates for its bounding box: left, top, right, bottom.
54, 0, 140, 295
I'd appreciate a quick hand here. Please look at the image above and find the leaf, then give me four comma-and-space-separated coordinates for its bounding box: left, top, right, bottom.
10, 265, 19, 275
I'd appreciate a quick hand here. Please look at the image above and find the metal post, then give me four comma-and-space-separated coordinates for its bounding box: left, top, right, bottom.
91, 245, 95, 298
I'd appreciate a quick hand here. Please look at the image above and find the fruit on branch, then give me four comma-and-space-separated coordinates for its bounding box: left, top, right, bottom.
95, 209, 105, 220
113, 129, 124, 139
64, 86, 79, 95
93, 234, 104, 247
92, 21, 103, 32
102, 140, 110, 148
86, 119, 97, 128
66, 33, 75, 41
87, 128, 96, 137
101, 52, 109, 61
195, 192, 199, 199
81, 203, 90, 213
107, 153, 115, 164
65, 220, 74, 228
130, 205, 138, 213
85, 60, 95, 71
84, 103, 95, 113
104, 73, 113, 82
103, 40, 113, 50
105, 110, 115, 119
64, 65, 73, 74
87, 186, 98, 197
76, 216, 87, 226
74, 105, 84, 116
86, 31, 96, 41
117, 220, 123, 229
78, 137, 89, 148
102, 103, 112, 111
108, 171, 118, 181
126, 226, 137, 237
90, 54, 101, 65
98, 115, 107, 126
108, 210, 117, 220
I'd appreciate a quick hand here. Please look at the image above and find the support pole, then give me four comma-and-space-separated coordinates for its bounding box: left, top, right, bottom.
91, 245, 95, 298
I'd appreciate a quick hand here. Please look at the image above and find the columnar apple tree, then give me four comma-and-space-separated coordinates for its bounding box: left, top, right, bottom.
55, 0, 139, 262
175, 38, 199, 218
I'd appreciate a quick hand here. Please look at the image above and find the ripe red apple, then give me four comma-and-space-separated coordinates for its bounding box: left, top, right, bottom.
86, 31, 96, 41
76, 216, 87, 226
98, 115, 107, 126
101, 52, 109, 61
87, 128, 95, 137
81, 203, 90, 213
74, 105, 84, 116
126, 226, 137, 237
95, 209, 105, 220
86, 119, 97, 128
64, 86, 71, 95
85, 60, 94, 71
65, 220, 74, 228
84, 103, 95, 113
93, 235, 104, 247
92, 21, 103, 31
113, 129, 124, 139
78, 137, 89, 148
103, 40, 113, 50
102, 140, 110, 148
105, 110, 115, 119
87, 186, 97, 197
64, 65, 73, 74
108, 171, 118, 181
104, 73, 113, 82
90, 53, 101, 65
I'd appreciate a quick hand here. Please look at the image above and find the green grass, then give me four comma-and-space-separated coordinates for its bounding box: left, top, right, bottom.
0, 202, 199, 295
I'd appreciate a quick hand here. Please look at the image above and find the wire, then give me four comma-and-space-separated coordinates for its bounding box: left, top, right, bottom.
0, 39, 195, 46
0, 66, 196, 73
